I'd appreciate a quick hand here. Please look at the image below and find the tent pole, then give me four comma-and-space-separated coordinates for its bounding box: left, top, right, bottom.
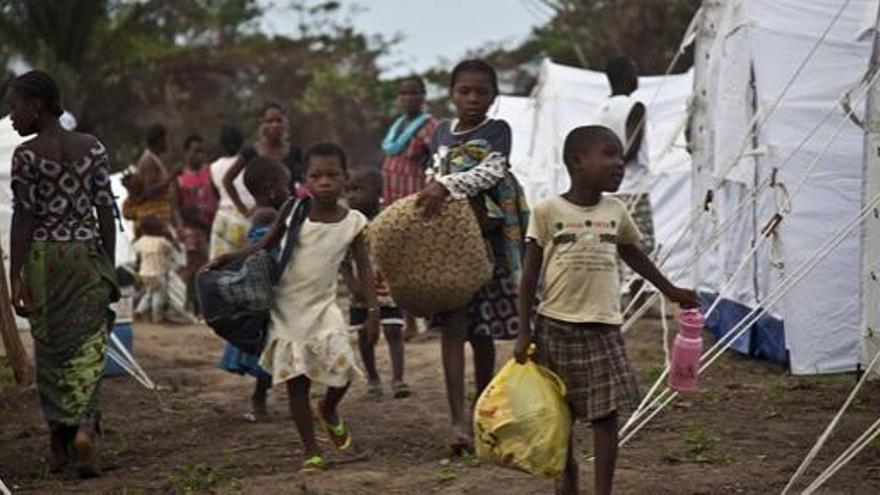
861, 5, 880, 378
689, 0, 724, 289
0, 243, 32, 386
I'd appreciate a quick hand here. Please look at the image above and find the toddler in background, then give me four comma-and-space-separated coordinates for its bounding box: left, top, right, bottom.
177, 205, 210, 315
133, 215, 175, 323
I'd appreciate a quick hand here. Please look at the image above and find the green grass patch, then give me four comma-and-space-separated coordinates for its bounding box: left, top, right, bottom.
167, 463, 220, 493
684, 423, 717, 463
644, 363, 665, 384
0, 356, 15, 391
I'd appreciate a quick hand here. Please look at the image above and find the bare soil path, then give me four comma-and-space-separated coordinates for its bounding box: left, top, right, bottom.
2, 315, 880, 494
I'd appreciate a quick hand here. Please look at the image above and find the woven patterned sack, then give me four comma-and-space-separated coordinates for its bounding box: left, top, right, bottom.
369, 196, 493, 317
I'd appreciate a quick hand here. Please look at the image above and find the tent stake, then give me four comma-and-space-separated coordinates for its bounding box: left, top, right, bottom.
0, 244, 32, 386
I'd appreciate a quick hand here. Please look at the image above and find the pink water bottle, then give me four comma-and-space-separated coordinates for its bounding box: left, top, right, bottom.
669, 309, 704, 393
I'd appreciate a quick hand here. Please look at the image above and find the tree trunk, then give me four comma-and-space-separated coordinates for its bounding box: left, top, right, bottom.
0, 245, 33, 386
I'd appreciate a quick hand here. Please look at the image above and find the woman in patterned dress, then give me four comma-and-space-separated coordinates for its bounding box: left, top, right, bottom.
7, 71, 119, 478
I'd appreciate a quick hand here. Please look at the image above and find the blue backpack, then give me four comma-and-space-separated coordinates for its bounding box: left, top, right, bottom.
197, 197, 310, 355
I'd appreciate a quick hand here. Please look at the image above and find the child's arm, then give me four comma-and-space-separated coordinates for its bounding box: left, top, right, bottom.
203, 199, 296, 270
340, 256, 364, 301
618, 244, 700, 308
351, 233, 379, 339
418, 152, 507, 218
514, 240, 543, 364
222, 154, 250, 217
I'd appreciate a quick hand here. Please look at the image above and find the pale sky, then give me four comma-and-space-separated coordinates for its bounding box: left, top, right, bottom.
260, 0, 553, 77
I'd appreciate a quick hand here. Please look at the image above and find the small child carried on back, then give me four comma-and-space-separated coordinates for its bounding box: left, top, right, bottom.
218, 157, 282, 423
342, 168, 409, 399
515, 125, 700, 495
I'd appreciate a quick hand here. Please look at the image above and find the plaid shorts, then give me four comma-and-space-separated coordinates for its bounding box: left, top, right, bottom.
534, 315, 639, 422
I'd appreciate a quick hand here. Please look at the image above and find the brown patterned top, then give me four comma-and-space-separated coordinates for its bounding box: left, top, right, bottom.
11, 139, 114, 241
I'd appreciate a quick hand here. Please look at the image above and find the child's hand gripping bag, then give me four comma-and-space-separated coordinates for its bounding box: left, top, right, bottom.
473, 357, 571, 478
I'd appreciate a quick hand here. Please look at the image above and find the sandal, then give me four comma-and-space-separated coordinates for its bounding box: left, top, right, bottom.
365, 379, 383, 399
314, 405, 353, 451
391, 380, 410, 399
300, 454, 326, 473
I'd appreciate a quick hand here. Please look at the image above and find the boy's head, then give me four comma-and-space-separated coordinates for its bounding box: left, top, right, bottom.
183, 134, 206, 168
605, 56, 639, 96
563, 125, 625, 193
346, 167, 383, 215
303, 142, 348, 204
250, 206, 278, 227
140, 214, 165, 237
244, 157, 291, 209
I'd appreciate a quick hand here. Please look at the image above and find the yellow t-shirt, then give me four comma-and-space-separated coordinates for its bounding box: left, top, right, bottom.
527, 195, 642, 325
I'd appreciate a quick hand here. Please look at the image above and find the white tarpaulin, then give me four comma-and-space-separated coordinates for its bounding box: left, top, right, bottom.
695, 0, 879, 374
490, 60, 695, 287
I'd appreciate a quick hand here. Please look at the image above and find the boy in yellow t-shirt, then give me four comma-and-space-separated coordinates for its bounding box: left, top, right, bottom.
515, 125, 699, 495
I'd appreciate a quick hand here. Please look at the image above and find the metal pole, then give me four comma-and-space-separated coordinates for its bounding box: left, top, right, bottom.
860, 5, 880, 378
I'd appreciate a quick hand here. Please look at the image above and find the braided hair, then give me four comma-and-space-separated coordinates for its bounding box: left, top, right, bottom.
10, 70, 64, 117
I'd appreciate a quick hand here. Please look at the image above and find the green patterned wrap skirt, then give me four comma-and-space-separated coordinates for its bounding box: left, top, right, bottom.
24, 241, 118, 430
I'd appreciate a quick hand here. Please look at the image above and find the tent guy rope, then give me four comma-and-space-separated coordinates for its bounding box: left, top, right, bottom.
618, 191, 880, 447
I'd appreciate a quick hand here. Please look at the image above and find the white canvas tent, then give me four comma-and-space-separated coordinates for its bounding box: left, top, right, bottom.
491, 59, 695, 287
496, 0, 879, 376
690, 0, 880, 375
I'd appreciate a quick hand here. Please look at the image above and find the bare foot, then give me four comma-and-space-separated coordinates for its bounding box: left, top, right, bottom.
73, 427, 101, 479
49, 428, 69, 473
449, 422, 473, 455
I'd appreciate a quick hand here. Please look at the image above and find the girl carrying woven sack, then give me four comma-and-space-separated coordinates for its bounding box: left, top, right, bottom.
416, 59, 529, 453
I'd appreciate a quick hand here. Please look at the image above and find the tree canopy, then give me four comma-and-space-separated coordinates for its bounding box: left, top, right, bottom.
1, 0, 700, 168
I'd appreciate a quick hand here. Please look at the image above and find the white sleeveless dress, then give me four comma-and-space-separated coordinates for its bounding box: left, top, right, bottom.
260, 209, 367, 387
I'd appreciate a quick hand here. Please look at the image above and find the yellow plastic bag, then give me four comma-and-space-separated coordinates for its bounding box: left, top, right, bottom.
474, 358, 572, 478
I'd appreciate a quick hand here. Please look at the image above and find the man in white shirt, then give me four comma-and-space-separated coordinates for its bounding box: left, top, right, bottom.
594, 56, 655, 251
594, 56, 656, 301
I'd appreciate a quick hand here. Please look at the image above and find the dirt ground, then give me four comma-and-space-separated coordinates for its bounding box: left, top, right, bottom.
3, 312, 880, 495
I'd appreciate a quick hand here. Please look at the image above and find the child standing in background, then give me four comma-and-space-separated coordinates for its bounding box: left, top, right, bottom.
133, 215, 175, 323
417, 59, 529, 452
218, 157, 285, 422
381, 75, 439, 341
177, 205, 210, 315
344, 168, 409, 399
515, 126, 699, 495
177, 134, 218, 228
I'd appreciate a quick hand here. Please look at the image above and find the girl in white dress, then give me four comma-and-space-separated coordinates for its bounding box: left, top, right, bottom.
215, 143, 379, 472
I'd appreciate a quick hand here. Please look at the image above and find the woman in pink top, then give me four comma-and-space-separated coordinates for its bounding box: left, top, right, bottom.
177, 134, 218, 227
